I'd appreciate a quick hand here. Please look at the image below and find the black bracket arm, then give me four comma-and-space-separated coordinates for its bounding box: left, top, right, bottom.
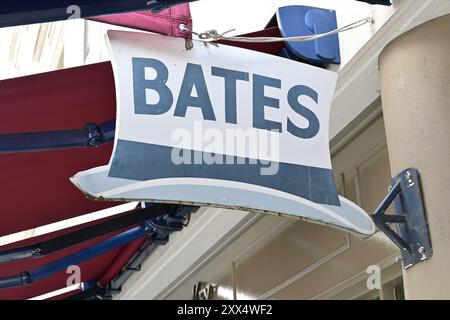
371, 168, 432, 269
356, 0, 391, 5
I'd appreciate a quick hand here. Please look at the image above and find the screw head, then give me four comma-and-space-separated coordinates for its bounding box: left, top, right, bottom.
405, 170, 415, 187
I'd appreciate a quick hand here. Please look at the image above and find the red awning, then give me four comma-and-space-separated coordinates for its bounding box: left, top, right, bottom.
90, 5, 192, 38
0, 204, 151, 299
0, 62, 117, 236
0, 8, 284, 297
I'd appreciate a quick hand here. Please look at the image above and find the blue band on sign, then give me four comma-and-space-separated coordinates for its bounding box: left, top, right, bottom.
108, 139, 340, 206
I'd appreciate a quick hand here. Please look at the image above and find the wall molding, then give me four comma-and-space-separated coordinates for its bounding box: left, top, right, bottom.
354, 142, 388, 207
257, 233, 351, 300
156, 211, 262, 300
310, 254, 401, 300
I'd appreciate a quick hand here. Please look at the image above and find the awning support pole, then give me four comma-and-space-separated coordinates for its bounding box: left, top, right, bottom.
0, 203, 167, 264
0, 205, 196, 291
0, 119, 116, 154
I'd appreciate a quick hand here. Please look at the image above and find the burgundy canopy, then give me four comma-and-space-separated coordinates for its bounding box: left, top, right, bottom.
91, 5, 192, 38
0, 4, 194, 300
0, 5, 288, 298
0, 62, 117, 236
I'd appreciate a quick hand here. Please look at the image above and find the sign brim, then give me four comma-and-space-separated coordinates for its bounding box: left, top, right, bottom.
71, 166, 375, 235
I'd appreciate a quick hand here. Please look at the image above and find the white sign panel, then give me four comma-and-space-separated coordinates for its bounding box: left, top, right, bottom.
71, 31, 375, 235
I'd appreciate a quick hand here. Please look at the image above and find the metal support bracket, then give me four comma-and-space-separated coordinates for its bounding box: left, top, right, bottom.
371, 168, 432, 269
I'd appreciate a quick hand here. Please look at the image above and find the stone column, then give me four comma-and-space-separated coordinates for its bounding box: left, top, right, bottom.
379, 14, 450, 299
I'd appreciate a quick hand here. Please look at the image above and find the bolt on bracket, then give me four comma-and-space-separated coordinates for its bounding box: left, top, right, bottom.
371, 168, 432, 269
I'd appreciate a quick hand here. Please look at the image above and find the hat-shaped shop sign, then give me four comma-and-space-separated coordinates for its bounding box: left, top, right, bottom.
71, 31, 375, 236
